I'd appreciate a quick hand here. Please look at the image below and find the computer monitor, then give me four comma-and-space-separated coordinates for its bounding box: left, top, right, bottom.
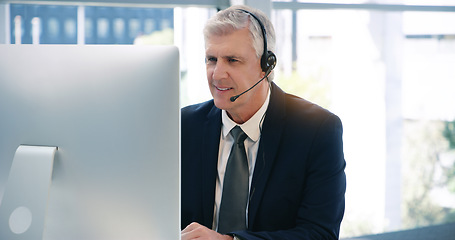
0, 45, 180, 240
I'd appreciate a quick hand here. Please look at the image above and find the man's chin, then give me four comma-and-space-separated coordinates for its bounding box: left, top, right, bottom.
213, 98, 233, 111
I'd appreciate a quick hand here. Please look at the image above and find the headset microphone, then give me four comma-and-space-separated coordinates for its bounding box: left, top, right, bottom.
230, 68, 272, 102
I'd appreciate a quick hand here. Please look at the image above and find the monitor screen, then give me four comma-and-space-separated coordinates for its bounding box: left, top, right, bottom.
0, 45, 180, 240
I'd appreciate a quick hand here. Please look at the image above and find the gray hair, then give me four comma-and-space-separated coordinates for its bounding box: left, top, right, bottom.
203, 5, 276, 81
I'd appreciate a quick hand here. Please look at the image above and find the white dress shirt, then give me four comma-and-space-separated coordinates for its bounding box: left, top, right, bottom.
212, 90, 271, 231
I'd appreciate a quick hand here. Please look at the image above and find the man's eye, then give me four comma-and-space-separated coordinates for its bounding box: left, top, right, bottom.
228, 58, 239, 63
206, 57, 217, 63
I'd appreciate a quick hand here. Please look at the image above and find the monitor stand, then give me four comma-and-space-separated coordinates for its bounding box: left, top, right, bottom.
0, 145, 57, 240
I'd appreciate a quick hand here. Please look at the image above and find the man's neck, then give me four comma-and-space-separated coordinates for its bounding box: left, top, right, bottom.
226, 84, 270, 124
223, 88, 271, 129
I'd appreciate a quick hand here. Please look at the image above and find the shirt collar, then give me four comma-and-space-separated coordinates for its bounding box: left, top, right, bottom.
221, 89, 271, 142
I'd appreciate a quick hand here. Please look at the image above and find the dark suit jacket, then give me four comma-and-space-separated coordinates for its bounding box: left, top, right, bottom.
181, 83, 346, 239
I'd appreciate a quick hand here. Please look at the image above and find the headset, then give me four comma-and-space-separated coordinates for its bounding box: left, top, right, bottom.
230, 9, 277, 102
238, 9, 277, 73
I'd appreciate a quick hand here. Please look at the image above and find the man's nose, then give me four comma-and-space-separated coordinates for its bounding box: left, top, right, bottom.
212, 61, 228, 80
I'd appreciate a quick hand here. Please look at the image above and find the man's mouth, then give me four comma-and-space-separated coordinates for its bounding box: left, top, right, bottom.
215, 86, 233, 91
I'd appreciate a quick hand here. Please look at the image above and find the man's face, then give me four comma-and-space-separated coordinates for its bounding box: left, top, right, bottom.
205, 27, 268, 122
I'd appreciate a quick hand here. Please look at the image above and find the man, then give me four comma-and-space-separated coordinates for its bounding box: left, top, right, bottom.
181, 5, 346, 240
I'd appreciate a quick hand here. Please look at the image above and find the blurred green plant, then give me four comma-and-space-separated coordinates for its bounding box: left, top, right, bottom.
443, 120, 455, 194
402, 120, 455, 229
134, 28, 174, 45
443, 120, 455, 149
274, 69, 331, 109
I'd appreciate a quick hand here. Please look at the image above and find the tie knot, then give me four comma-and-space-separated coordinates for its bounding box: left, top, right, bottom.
231, 126, 247, 144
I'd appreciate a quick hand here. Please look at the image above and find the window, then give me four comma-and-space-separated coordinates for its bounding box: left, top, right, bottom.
9, 4, 173, 45
270, 3, 455, 238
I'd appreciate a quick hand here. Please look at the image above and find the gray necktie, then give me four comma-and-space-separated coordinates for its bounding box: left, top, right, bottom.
218, 126, 249, 234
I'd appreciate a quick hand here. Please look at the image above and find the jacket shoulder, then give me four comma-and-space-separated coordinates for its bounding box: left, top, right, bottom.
182, 100, 215, 120
284, 92, 339, 123
181, 100, 222, 133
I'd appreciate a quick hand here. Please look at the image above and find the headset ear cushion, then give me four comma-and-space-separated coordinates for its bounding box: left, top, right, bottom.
266, 51, 277, 71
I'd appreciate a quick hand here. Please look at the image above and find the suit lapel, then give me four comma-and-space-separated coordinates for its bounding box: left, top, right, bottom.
201, 104, 222, 227
248, 83, 286, 227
